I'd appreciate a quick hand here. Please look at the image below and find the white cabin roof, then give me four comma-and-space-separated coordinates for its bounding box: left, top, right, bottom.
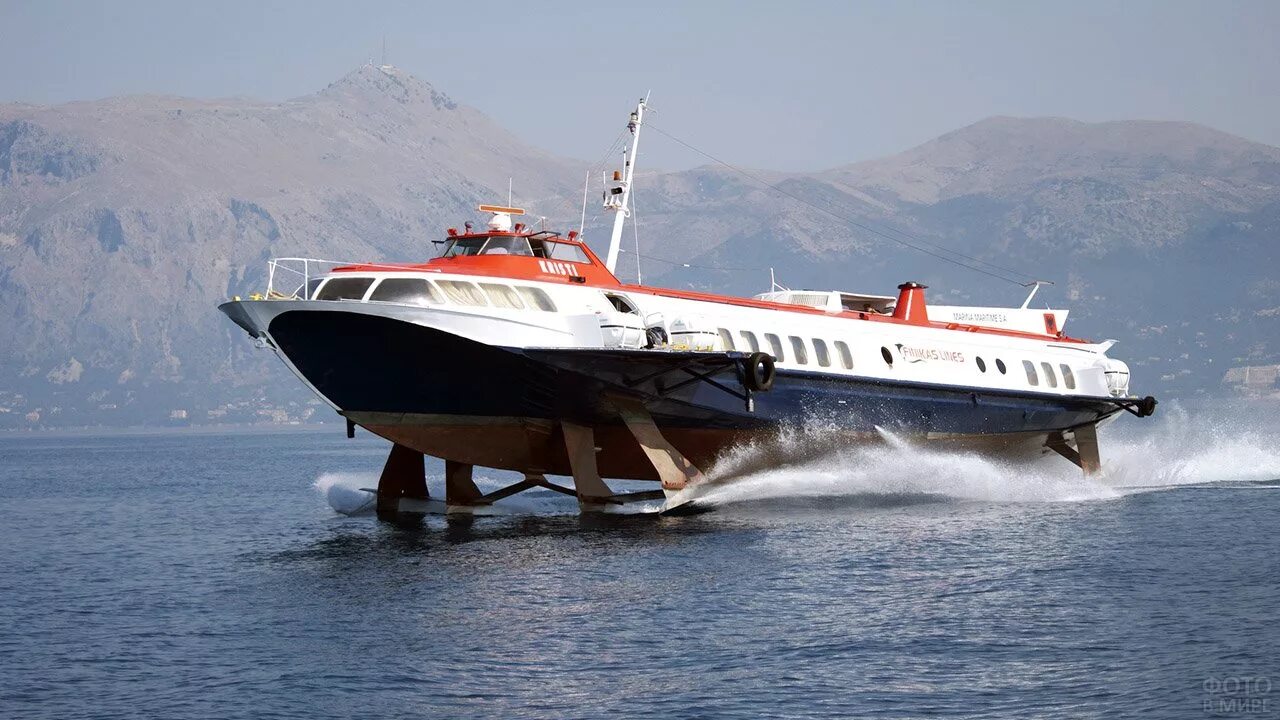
753, 289, 1069, 334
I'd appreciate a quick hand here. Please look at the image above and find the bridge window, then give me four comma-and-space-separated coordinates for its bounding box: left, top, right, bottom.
480, 283, 526, 309
316, 277, 374, 301
515, 286, 556, 311
789, 337, 809, 365
441, 238, 486, 257
813, 339, 831, 367
1023, 360, 1039, 386
369, 278, 442, 306
976, 357, 987, 373
765, 333, 786, 362
480, 236, 533, 256
438, 280, 490, 306
740, 331, 760, 352
545, 241, 590, 264
1060, 364, 1077, 390
718, 329, 736, 351
834, 341, 854, 369
1041, 362, 1058, 388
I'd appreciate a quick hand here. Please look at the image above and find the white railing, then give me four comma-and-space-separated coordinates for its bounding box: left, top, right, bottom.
259, 257, 436, 300
263, 257, 346, 300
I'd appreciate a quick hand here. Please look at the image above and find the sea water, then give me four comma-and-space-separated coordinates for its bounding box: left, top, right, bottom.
1, 401, 1277, 719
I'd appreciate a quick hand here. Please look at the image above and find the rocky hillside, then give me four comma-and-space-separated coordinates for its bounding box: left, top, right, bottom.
631, 117, 1280, 401
2, 68, 1278, 428
0, 65, 581, 427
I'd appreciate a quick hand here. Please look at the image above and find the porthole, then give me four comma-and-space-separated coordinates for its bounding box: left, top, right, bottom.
976, 357, 987, 373
881, 346, 894, 367
834, 341, 854, 370
1023, 360, 1039, 386
1060, 364, 1077, 390
996, 359, 1007, 374
812, 338, 831, 368
765, 333, 786, 362
1041, 361, 1058, 389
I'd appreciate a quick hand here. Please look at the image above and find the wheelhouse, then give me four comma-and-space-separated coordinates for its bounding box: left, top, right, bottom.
437, 232, 593, 265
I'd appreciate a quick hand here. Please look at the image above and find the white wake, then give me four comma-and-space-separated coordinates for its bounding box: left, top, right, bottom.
672, 402, 1280, 510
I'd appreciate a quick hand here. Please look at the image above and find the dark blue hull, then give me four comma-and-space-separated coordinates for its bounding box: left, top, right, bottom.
267, 309, 1118, 436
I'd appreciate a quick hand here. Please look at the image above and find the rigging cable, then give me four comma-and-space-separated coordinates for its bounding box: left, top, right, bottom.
631, 178, 642, 284
645, 122, 1041, 287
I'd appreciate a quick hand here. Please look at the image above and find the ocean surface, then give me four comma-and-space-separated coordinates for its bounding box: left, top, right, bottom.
2, 402, 1278, 719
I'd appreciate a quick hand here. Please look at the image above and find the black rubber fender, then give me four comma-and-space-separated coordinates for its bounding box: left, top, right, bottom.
1138, 395, 1158, 417
744, 352, 776, 392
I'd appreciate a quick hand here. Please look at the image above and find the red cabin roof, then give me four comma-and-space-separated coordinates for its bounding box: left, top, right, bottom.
332, 230, 623, 287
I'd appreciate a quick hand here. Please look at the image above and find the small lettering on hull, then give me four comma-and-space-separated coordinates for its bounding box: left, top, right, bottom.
951, 312, 1008, 324
896, 343, 965, 363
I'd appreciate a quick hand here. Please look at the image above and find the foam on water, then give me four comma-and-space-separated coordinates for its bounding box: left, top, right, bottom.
674, 402, 1280, 510
313, 473, 378, 515
313, 470, 659, 515
314, 403, 1280, 516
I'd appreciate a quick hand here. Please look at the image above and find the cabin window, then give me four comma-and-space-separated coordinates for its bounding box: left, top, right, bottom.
812, 339, 831, 367
438, 280, 490, 306
976, 357, 987, 373
480, 283, 526, 309
834, 341, 854, 370
480, 236, 534, 256
369, 278, 442, 306
604, 293, 638, 313
515, 286, 557, 311
996, 359, 1007, 374
315, 277, 374, 301
1023, 360, 1039, 386
764, 333, 786, 362
1060, 364, 1076, 390
440, 238, 487, 257
740, 331, 761, 352
545, 242, 591, 264
718, 329, 736, 351
304, 278, 324, 300
789, 337, 809, 365
881, 346, 893, 367
1041, 362, 1058, 388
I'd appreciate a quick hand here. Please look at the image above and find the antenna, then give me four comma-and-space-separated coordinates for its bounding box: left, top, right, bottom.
1019, 280, 1054, 309
770, 268, 789, 292
381, 35, 386, 66
603, 95, 648, 273
578, 171, 590, 237
508, 178, 513, 208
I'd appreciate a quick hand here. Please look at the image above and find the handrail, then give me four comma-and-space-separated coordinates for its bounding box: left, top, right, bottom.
262, 257, 439, 299
265, 258, 347, 300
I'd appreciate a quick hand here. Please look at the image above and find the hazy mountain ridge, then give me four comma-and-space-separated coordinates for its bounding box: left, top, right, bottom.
2, 67, 1278, 428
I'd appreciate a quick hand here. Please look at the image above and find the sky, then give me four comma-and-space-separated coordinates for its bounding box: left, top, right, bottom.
1, 0, 1278, 172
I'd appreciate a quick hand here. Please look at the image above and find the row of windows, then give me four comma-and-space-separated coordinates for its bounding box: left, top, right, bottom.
717, 329, 855, 370
972, 353, 1077, 390
717, 328, 1078, 391
313, 276, 556, 312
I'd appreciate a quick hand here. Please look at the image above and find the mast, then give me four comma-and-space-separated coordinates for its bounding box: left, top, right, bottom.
604, 96, 647, 274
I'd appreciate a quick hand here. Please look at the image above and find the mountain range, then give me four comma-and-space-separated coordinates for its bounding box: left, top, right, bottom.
2, 65, 1277, 428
